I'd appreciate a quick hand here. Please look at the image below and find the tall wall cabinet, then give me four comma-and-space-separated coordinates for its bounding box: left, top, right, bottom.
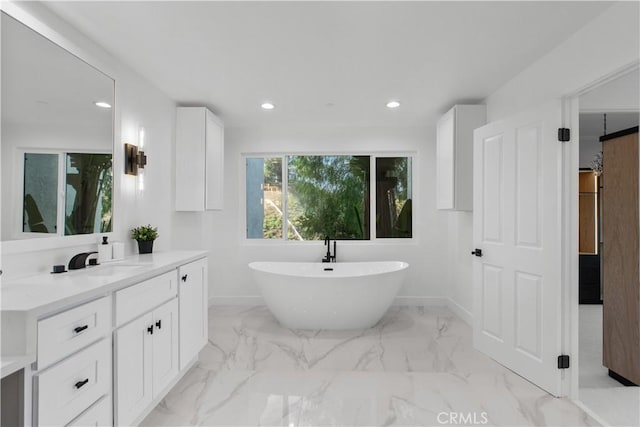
602, 126, 640, 386
176, 107, 224, 211
436, 105, 486, 211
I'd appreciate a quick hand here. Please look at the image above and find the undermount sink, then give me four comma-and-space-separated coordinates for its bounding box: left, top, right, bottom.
87, 264, 143, 277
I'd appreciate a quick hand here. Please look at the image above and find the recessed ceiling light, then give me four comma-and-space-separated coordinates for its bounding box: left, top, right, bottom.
261, 102, 275, 110
386, 100, 400, 109
94, 101, 112, 109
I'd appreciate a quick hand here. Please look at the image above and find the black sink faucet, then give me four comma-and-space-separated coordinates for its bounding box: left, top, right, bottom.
68, 251, 98, 270
322, 236, 337, 263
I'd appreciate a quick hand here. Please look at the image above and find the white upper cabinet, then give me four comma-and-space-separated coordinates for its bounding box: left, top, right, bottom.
436, 105, 486, 211
176, 107, 224, 211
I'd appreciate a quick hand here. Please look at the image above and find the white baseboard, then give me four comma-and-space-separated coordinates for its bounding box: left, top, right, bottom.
392, 296, 447, 306
446, 297, 473, 325
209, 296, 263, 306
208, 295, 473, 326
209, 295, 451, 308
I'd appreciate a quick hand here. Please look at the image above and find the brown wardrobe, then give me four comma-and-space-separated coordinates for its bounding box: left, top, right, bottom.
602, 126, 640, 386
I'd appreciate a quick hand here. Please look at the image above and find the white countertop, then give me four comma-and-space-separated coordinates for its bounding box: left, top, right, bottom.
1, 250, 208, 378
1, 354, 35, 378
1, 250, 207, 315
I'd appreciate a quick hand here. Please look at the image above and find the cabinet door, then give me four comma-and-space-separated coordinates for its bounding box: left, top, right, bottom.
436, 109, 455, 210
179, 258, 209, 370
152, 298, 179, 395
205, 110, 224, 210
115, 313, 153, 426
176, 107, 224, 212
176, 107, 206, 211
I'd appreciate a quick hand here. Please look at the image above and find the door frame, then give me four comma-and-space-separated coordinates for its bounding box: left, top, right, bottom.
561, 61, 640, 399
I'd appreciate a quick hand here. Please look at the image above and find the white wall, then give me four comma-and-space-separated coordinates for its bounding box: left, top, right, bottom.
173, 125, 451, 304
0, 2, 177, 278
579, 69, 639, 113
486, 2, 639, 122
446, 1, 640, 315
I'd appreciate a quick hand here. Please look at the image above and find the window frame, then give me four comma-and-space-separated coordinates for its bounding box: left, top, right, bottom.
241, 151, 417, 245
15, 148, 113, 239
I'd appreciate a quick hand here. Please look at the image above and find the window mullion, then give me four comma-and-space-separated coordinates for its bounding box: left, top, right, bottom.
58, 153, 66, 236
370, 155, 376, 240
282, 155, 288, 241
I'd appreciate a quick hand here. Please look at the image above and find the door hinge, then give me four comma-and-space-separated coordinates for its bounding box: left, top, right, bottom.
558, 128, 571, 142
557, 355, 570, 369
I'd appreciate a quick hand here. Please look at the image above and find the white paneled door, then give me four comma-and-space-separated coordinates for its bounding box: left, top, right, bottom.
472, 101, 564, 396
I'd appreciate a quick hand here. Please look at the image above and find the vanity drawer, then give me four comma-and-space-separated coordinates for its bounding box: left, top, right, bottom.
115, 270, 177, 326
35, 338, 111, 427
66, 395, 112, 427
37, 296, 111, 370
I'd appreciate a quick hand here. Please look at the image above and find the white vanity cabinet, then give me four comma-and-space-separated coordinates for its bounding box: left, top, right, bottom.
114, 289, 179, 426
436, 104, 486, 211
175, 106, 224, 211
178, 258, 208, 370
1, 251, 208, 427
33, 297, 112, 427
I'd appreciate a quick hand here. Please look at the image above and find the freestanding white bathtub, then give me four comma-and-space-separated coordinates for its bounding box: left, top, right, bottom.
248, 261, 409, 330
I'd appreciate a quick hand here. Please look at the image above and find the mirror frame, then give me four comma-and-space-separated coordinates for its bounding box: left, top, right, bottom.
1, 3, 117, 255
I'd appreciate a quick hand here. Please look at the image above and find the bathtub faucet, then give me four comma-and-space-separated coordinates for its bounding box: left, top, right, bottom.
322, 236, 337, 263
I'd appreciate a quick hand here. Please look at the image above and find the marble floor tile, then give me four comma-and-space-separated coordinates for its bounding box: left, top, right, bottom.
141, 306, 599, 427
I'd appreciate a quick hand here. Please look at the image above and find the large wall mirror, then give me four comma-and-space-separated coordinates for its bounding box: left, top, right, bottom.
1, 11, 115, 242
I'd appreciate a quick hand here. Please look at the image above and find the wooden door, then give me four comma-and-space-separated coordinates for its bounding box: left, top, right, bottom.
602, 127, 640, 385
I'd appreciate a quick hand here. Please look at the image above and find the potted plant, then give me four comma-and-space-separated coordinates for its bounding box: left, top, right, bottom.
131, 224, 158, 254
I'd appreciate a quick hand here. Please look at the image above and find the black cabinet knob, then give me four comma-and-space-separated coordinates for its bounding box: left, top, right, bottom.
471, 249, 483, 257
147, 325, 154, 335
181, 274, 188, 282
75, 378, 89, 389
155, 320, 162, 329
74, 325, 89, 334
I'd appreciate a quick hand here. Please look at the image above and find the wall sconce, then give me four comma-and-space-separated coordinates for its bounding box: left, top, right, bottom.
124, 143, 147, 176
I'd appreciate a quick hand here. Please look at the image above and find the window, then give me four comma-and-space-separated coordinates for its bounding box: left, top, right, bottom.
376, 157, 412, 238
245, 154, 412, 240
22, 151, 112, 236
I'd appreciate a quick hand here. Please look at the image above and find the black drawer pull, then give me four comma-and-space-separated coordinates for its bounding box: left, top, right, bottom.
75, 378, 89, 389
181, 274, 188, 282
147, 325, 154, 335
155, 320, 162, 329
74, 325, 89, 334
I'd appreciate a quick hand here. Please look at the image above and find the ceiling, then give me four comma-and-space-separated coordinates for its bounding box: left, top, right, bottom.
44, 1, 614, 128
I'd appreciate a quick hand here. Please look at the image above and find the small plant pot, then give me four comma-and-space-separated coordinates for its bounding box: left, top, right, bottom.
137, 240, 154, 254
